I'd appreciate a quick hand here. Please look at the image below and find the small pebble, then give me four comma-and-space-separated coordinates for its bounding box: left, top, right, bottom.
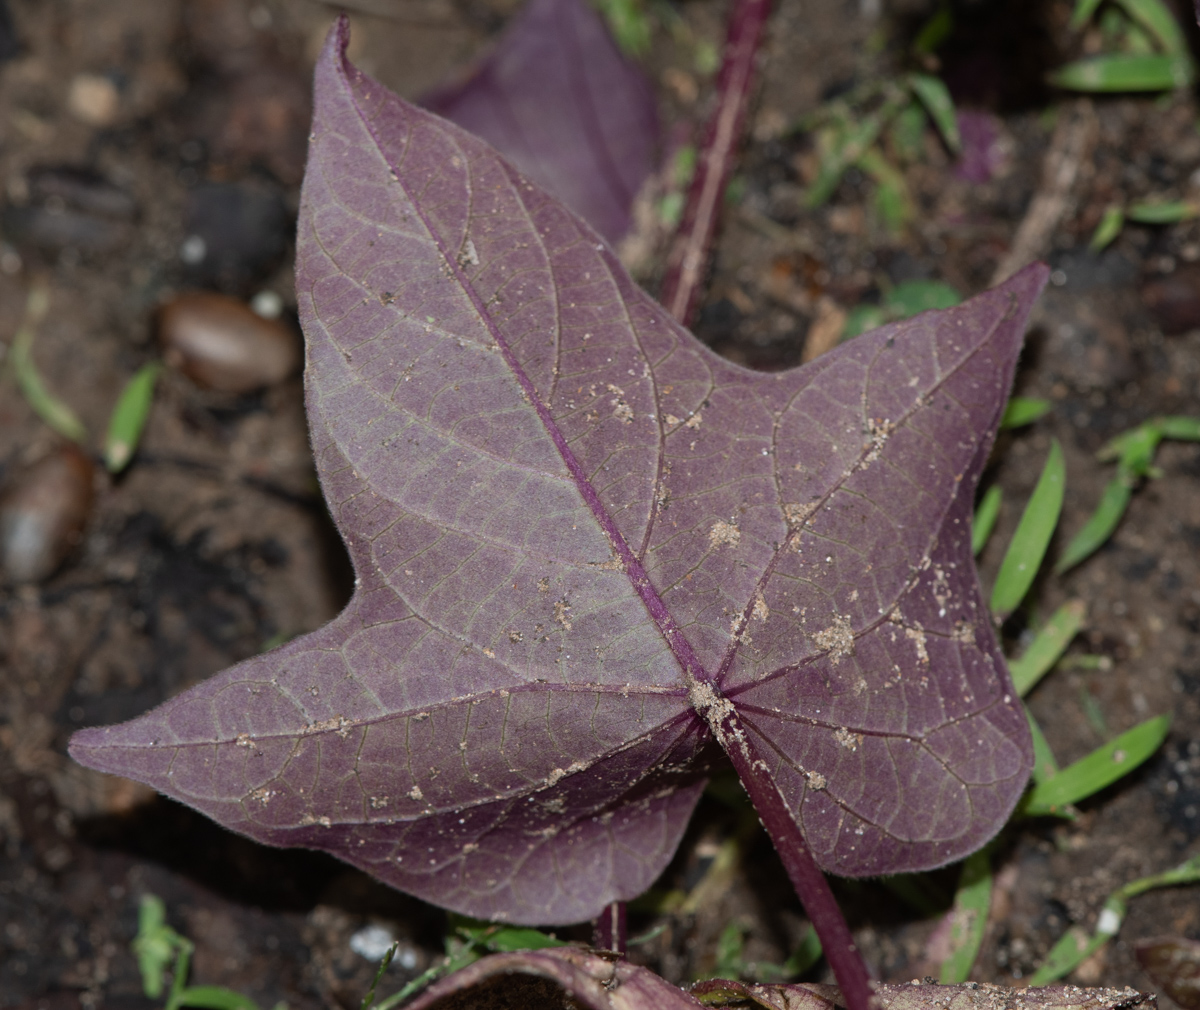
67, 73, 119, 127
158, 291, 300, 394
0, 445, 95, 584
1142, 264, 1200, 335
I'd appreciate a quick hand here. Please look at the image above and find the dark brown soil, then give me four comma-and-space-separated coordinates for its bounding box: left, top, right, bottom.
1, 1, 1199, 1009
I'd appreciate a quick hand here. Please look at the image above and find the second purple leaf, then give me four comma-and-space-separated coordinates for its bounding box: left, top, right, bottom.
422, 0, 658, 244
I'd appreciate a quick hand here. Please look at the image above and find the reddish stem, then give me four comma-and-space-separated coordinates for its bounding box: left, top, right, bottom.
701, 696, 875, 1010
591, 900, 627, 953
657, 0, 773, 327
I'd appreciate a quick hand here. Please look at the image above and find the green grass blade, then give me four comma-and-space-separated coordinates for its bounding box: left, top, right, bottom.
105, 362, 161, 473
1112, 0, 1190, 56
939, 850, 991, 983
1054, 475, 1133, 574
1029, 926, 1107, 985
1090, 206, 1125, 250
907, 73, 961, 152
1126, 199, 1199, 224
1119, 851, 1200, 899
1000, 397, 1051, 429
1097, 420, 1162, 466
990, 440, 1065, 618
1024, 714, 1171, 815
806, 114, 888, 208
592, 0, 651, 56
1069, 0, 1105, 28
481, 926, 568, 951
174, 987, 262, 1010
856, 146, 913, 234
889, 101, 927, 162
1050, 53, 1194, 91
1008, 600, 1086, 696
359, 943, 397, 1010
1026, 708, 1061, 786
782, 924, 823, 977
972, 485, 1002, 556
1156, 415, 1200, 440
884, 279, 961, 317
10, 280, 88, 444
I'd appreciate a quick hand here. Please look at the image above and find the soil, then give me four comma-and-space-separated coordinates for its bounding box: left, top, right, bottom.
1, 1, 1199, 1009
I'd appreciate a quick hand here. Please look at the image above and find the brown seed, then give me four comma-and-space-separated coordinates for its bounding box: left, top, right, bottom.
158, 291, 300, 394
1142, 264, 1200, 335
0, 445, 95, 584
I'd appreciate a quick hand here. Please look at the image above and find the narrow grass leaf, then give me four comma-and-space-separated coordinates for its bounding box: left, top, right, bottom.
990, 440, 1065, 618
1070, 0, 1105, 28
1030, 926, 1106, 985
858, 147, 912, 234
1090, 206, 1125, 250
907, 73, 961, 152
782, 925, 824, 977
360, 943, 398, 1010
1098, 421, 1163, 466
1055, 475, 1132, 574
171, 987, 261, 1010
592, 0, 651, 56
889, 101, 927, 162
1024, 714, 1171, 815
105, 362, 160, 473
885, 279, 962, 316
1113, 0, 1190, 55
1032, 852, 1200, 984
1127, 200, 1199, 224
1000, 397, 1052, 429
972, 485, 1002, 556
939, 850, 991, 983
10, 281, 87, 444
1157, 415, 1200, 440
1008, 600, 1086, 696
1026, 709, 1061, 786
1050, 53, 1194, 91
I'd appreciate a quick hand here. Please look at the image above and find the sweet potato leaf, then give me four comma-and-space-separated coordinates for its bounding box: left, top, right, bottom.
393, 947, 1157, 1010
421, 0, 657, 243
70, 21, 1040, 928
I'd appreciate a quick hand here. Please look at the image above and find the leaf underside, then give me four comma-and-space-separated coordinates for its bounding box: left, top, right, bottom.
421, 0, 657, 243
70, 21, 1041, 926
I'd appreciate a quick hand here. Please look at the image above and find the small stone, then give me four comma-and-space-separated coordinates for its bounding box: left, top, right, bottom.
67, 73, 119, 126
1142, 264, 1200, 335
0, 445, 95, 584
158, 291, 300, 394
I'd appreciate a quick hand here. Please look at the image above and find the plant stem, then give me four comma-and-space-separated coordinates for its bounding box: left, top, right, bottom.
696, 691, 875, 1010
657, 0, 772, 327
591, 900, 627, 953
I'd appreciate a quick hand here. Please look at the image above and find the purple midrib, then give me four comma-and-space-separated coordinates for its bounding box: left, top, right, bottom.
338, 45, 714, 696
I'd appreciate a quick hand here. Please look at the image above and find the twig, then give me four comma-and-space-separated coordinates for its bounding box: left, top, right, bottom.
989, 99, 1096, 287
657, 0, 773, 326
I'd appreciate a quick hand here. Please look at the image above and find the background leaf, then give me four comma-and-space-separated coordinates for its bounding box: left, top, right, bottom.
421, 0, 657, 242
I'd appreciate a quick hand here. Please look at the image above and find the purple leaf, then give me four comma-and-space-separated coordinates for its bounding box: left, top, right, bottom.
397, 953, 1158, 1010
421, 0, 657, 243
406, 947, 704, 1010
1135, 935, 1200, 1009
70, 20, 1041, 928
690, 980, 1157, 1010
